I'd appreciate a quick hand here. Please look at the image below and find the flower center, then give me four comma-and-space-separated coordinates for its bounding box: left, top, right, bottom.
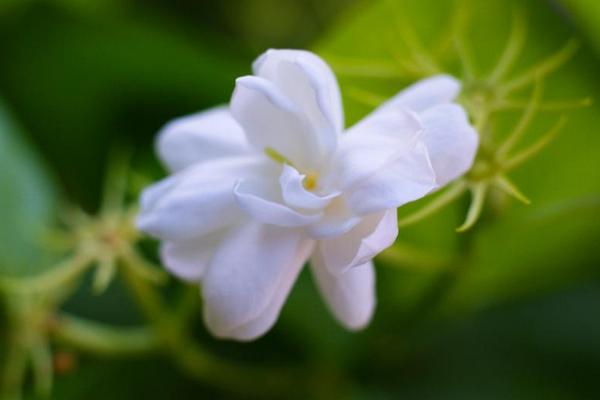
264, 147, 320, 191
303, 171, 319, 191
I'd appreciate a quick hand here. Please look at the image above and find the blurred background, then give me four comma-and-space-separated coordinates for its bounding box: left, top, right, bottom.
1, 0, 599, 398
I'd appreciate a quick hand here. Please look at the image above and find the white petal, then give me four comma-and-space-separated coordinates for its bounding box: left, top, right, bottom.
420, 104, 479, 185
202, 222, 313, 340
137, 156, 270, 241
230, 76, 318, 169
139, 173, 179, 212
253, 49, 343, 157
279, 164, 338, 211
159, 231, 224, 282
331, 106, 424, 191
306, 196, 361, 239
156, 106, 251, 172
317, 208, 397, 276
331, 105, 436, 215
381, 75, 461, 113
224, 245, 308, 341
234, 178, 323, 227
345, 141, 437, 215
311, 253, 375, 330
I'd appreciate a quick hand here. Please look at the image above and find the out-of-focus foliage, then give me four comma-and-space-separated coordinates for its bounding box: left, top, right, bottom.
0, 1, 247, 208
0, 101, 58, 277
0, 0, 599, 399
562, 0, 600, 54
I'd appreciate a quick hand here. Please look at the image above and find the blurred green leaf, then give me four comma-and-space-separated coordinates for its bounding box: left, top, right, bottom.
562, 0, 600, 55
0, 0, 33, 17
0, 3, 247, 208
0, 100, 58, 277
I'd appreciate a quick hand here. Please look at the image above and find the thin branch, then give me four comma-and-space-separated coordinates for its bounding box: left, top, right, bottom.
488, 7, 527, 83
92, 254, 116, 294
386, 0, 440, 74
119, 245, 168, 285
492, 97, 592, 112
452, 6, 477, 82
0, 253, 93, 294
0, 337, 27, 400
52, 313, 160, 357
456, 182, 488, 232
501, 39, 579, 94
503, 116, 567, 171
434, 0, 470, 61
494, 175, 531, 204
398, 180, 468, 228
497, 77, 543, 159
29, 335, 53, 398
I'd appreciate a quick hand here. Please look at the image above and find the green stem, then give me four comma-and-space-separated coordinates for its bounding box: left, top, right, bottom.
487, 7, 526, 83
398, 180, 468, 228
501, 39, 579, 94
387, 0, 439, 74
29, 334, 53, 398
503, 116, 566, 171
51, 313, 160, 357
497, 78, 543, 159
0, 335, 27, 400
119, 245, 168, 285
454, 31, 476, 80
492, 97, 592, 112
0, 253, 93, 294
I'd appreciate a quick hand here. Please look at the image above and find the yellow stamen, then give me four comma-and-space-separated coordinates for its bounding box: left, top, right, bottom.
303, 172, 319, 191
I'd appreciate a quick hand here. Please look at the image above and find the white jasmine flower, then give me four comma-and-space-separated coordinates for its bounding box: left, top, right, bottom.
137, 49, 478, 341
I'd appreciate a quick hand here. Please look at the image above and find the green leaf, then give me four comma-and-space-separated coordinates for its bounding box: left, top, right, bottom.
0, 100, 59, 277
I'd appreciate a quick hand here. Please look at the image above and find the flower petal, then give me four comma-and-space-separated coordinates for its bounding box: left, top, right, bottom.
306, 196, 361, 239
344, 141, 437, 215
311, 254, 375, 330
137, 156, 270, 241
202, 222, 314, 340
331, 105, 436, 215
159, 231, 224, 282
138, 173, 179, 212
279, 164, 338, 211
253, 49, 343, 157
381, 75, 461, 113
234, 178, 323, 227
223, 247, 308, 341
230, 76, 318, 169
317, 208, 397, 276
330, 106, 424, 191
420, 104, 479, 185
156, 106, 251, 172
